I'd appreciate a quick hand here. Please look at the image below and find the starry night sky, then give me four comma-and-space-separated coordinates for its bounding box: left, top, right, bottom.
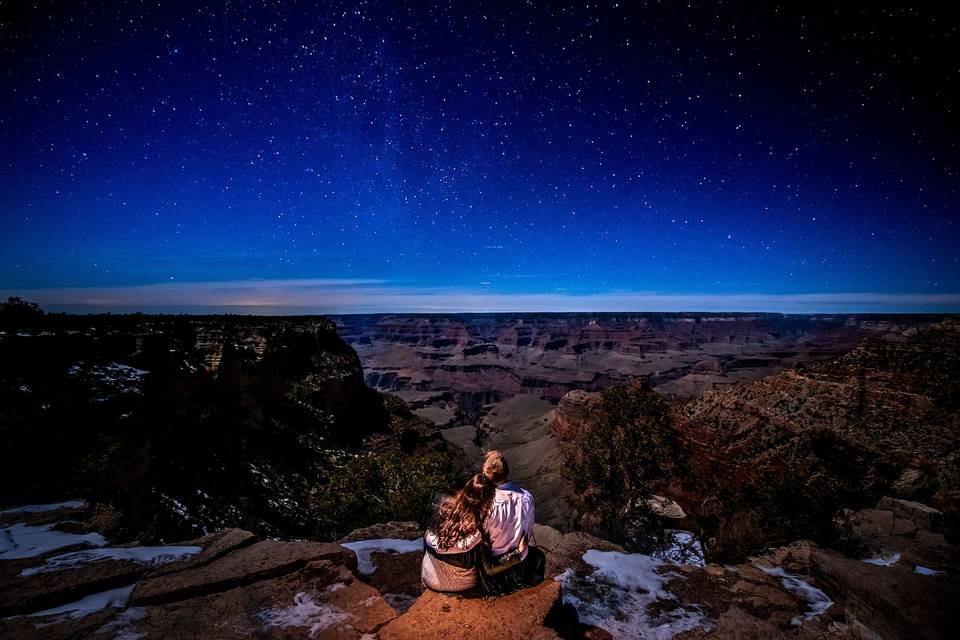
1, 2, 958, 312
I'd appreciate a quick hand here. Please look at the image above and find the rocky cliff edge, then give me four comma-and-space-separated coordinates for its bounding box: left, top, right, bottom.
1, 497, 957, 639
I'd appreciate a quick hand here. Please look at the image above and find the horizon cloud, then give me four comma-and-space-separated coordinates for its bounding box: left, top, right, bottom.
2, 279, 959, 314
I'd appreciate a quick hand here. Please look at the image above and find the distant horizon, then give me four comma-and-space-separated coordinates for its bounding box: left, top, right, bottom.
19, 307, 960, 319
5, 278, 959, 315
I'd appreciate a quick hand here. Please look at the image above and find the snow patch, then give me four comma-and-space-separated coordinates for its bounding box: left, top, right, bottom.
758, 565, 832, 625
914, 565, 945, 576
0, 500, 85, 516
21, 545, 202, 576
29, 584, 135, 621
556, 549, 705, 639
340, 538, 422, 575
94, 606, 146, 640
67, 361, 148, 399
863, 552, 901, 566
0, 522, 107, 560
259, 591, 354, 638
655, 531, 705, 567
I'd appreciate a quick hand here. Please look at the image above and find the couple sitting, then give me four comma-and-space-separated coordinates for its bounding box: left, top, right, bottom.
421, 450, 546, 595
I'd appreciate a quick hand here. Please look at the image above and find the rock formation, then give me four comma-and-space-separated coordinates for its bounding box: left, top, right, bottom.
0, 315, 461, 544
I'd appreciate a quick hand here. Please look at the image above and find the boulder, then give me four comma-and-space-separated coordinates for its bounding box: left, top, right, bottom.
810, 547, 960, 640
891, 468, 932, 500
646, 495, 687, 519
378, 580, 563, 640
876, 497, 943, 533
337, 521, 421, 543
533, 523, 623, 578
834, 498, 957, 568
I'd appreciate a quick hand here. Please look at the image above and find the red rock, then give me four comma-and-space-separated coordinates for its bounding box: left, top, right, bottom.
553, 390, 600, 442
378, 580, 563, 640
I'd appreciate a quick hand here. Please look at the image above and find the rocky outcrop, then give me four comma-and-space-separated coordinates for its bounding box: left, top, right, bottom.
3, 498, 958, 639
0, 503, 391, 640
671, 320, 960, 548
0, 315, 399, 543
132, 539, 356, 605
553, 389, 600, 442
380, 581, 564, 640
0, 506, 576, 640
674, 497, 960, 640
809, 548, 958, 640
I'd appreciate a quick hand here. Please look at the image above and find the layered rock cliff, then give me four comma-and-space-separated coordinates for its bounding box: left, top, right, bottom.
0, 315, 451, 543
553, 319, 960, 552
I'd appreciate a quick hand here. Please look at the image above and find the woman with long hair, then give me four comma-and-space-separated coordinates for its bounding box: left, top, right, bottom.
421, 473, 528, 593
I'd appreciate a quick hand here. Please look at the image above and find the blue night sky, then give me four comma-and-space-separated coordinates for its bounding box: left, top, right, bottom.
1, 2, 958, 313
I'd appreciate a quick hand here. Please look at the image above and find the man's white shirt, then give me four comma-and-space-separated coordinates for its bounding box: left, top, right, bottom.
484, 482, 535, 558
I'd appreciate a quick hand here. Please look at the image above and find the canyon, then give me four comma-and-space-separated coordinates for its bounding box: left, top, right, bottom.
334, 313, 954, 531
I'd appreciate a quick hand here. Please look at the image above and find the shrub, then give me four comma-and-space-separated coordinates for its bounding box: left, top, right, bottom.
564, 382, 682, 548
312, 447, 458, 539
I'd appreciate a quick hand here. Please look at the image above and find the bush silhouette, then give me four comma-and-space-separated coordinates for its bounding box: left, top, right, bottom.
564, 382, 681, 548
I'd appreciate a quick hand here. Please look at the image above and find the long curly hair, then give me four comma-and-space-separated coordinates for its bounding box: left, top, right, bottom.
430, 473, 496, 550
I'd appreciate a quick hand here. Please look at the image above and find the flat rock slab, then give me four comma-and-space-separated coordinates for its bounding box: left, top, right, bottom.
0, 553, 144, 617
379, 580, 563, 640
105, 560, 396, 640
152, 528, 258, 574
133, 539, 355, 605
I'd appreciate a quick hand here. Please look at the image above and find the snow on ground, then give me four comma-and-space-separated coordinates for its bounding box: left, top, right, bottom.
655, 531, 705, 567
556, 549, 706, 640
914, 566, 946, 576
258, 591, 354, 639
0, 500, 85, 516
758, 565, 832, 625
68, 361, 149, 399
0, 522, 107, 560
28, 584, 135, 621
340, 538, 422, 575
862, 552, 901, 566
20, 544, 202, 576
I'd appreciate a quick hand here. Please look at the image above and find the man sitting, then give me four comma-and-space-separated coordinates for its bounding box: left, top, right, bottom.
479, 450, 546, 594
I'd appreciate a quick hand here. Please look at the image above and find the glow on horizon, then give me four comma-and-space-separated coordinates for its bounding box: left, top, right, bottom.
4, 279, 958, 315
